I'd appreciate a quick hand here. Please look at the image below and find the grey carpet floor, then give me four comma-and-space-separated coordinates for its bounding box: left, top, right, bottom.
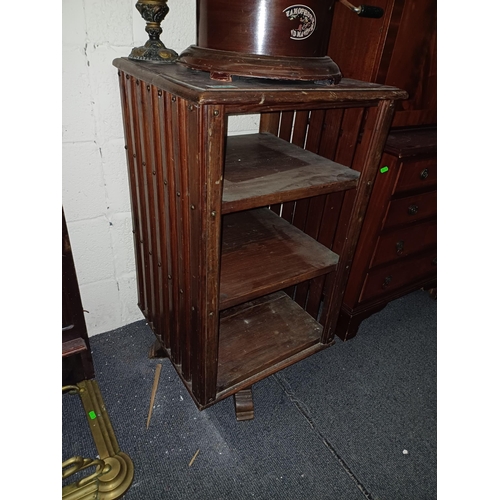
62, 289, 437, 499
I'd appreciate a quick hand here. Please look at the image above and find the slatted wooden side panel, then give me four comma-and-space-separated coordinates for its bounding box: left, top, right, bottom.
259, 106, 368, 323
192, 103, 226, 406
119, 72, 147, 320
156, 85, 176, 358
118, 73, 171, 358
117, 71, 223, 406
321, 100, 396, 342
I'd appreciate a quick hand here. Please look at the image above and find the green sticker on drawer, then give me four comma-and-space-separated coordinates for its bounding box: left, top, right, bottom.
89, 411, 97, 420
380, 166, 389, 174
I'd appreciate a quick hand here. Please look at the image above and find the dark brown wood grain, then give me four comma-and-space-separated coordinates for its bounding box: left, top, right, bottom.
279, 111, 294, 141
180, 0, 340, 82
293, 194, 328, 309
167, 92, 183, 365
304, 109, 325, 153
178, 98, 193, 380
341, 149, 402, 307
321, 100, 396, 343
359, 248, 436, 303
259, 112, 280, 135
189, 103, 226, 405
219, 208, 339, 310
328, 0, 436, 127
369, 219, 437, 268
337, 127, 437, 340
234, 388, 255, 421
196, 0, 335, 58
221, 133, 359, 214
315, 1, 437, 341
149, 85, 168, 349
120, 73, 146, 314
305, 193, 345, 321
217, 292, 322, 391
113, 59, 408, 109
328, 0, 391, 82
62, 338, 87, 358
179, 47, 342, 84
382, 1, 436, 127
142, 81, 163, 344
134, 80, 155, 325
317, 109, 343, 160
114, 61, 406, 413
384, 127, 437, 158
62, 210, 95, 385
156, 87, 174, 352
291, 111, 310, 146
383, 190, 436, 229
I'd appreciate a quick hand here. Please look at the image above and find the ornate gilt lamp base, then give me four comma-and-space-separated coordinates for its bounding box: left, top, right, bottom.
129, 41, 178, 63
129, 0, 178, 63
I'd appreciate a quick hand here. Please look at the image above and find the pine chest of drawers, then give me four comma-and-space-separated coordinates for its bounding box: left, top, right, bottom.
336, 127, 437, 340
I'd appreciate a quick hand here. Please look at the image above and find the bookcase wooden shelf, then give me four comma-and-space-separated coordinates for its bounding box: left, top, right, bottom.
220, 208, 339, 310
113, 58, 407, 420
222, 133, 360, 213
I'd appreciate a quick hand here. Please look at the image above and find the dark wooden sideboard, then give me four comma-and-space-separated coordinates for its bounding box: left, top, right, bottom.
336, 127, 436, 339
113, 58, 406, 418
62, 209, 95, 385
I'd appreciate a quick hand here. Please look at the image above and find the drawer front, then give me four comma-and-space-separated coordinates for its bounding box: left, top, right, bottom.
359, 250, 437, 303
394, 157, 437, 194
371, 219, 437, 268
384, 190, 436, 229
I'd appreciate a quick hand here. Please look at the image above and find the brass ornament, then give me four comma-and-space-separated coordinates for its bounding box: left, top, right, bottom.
62, 380, 134, 499
129, 0, 178, 63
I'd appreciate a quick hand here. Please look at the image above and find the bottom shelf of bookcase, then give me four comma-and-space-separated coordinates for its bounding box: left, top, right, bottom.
216, 291, 328, 397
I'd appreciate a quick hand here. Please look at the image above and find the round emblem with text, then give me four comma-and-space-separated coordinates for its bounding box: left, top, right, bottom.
283, 4, 317, 41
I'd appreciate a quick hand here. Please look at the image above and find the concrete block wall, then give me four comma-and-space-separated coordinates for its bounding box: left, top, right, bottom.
62, 0, 259, 336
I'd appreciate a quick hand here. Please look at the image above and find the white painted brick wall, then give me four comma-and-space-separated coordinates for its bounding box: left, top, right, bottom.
62, 0, 258, 336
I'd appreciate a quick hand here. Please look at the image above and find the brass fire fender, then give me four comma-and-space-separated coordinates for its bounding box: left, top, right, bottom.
62, 380, 134, 500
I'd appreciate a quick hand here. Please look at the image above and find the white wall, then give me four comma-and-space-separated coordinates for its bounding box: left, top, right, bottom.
62, 0, 259, 336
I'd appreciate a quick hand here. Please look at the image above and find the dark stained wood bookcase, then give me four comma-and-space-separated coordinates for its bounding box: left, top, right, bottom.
112, 58, 407, 418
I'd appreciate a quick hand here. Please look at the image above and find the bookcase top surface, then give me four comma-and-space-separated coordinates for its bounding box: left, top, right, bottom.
113, 58, 408, 107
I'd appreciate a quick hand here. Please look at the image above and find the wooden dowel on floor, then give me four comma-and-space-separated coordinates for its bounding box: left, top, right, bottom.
189, 449, 200, 467
146, 364, 162, 429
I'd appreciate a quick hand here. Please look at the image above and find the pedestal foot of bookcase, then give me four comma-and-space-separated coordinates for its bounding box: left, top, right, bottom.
234, 387, 254, 421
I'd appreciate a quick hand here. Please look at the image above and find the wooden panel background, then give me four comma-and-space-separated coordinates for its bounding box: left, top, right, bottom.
328, 0, 436, 127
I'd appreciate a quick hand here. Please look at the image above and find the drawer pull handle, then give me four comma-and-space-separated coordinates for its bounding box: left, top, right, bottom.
396, 240, 404, 255
408, 204, 419, 215
382, 275, 392, 289
420, 168, 429, 180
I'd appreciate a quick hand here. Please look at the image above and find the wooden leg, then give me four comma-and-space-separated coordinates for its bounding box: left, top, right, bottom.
148, 339, 169, 359
234, 387, 255, 421
422, 282, 437, 300
335, 303, 388, 341
335, 310, 364, 341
